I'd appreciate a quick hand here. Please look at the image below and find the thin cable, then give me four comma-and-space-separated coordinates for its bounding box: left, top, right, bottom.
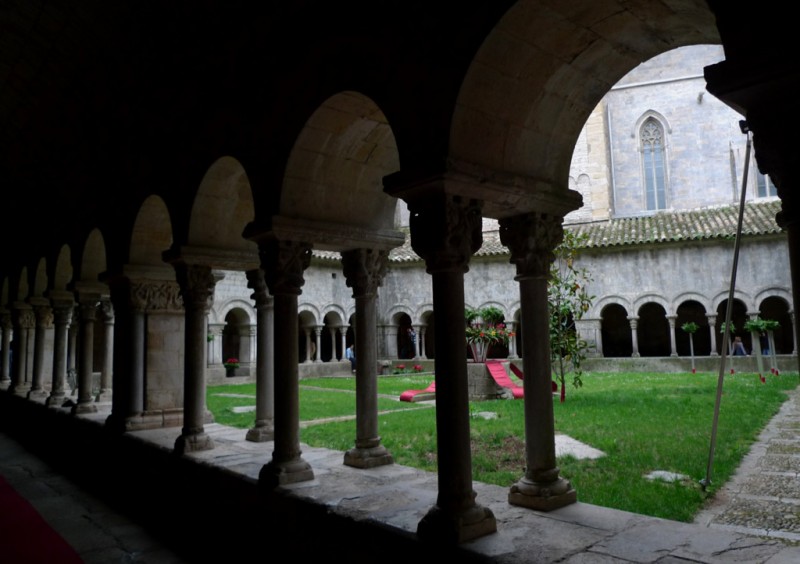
701, 121, 751, 490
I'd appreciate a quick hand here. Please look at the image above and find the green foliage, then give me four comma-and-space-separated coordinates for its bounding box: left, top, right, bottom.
548, 230, 594, 398
464, 306, 514, 361
681, 322, 699, 333
718, 321, 735, 335
744, 317, 780, 335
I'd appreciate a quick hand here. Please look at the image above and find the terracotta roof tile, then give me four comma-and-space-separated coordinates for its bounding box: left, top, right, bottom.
311, 200, 784, 263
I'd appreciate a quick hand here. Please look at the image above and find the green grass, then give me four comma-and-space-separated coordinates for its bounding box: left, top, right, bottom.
207, 371, 799, 522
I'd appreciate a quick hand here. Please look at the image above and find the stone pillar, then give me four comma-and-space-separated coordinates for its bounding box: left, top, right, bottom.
303, 328, 313, 363
338, 326, 347, 362
791, 312, 798, 356
73, 298, 99, 414
27, 299, 52, 401
9, 302, 34, 396
506, 321, 517, 359
409, 194, 496, 544
46, 299, 73, 407
103, 277, 141, 431
342, 248, 393, 469
500, 212, 577, 511
246, 268, 274, 443
384, 324, 399, 358
67, 306, 79, 393
207, 323, 224, 366
667, 315, 678, 357
313, 326, 322, 363
628, 316, 640, 357
173, 264, 216, 454
707, 314, 718, 356
0, 309, 12, 390
412, 324, 421, 359
96, 300, 114, 403
418, 325, 427, 359
258, 240, 314, 487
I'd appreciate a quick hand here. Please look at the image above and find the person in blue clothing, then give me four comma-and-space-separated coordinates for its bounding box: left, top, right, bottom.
732, 336, 747, 356
346, 344, 356, 372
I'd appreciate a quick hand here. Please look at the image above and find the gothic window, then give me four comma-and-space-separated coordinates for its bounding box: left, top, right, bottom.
640, 118, 667, 211
756, 170, 777, 198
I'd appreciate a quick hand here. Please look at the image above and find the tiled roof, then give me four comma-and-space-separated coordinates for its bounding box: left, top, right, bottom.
312, 200, 784, 263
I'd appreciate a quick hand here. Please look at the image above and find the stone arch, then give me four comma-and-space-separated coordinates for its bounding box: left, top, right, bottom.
187, 156, 257, 254
715, 296, 750, 354
32, 258, 47, 298
222, 306, 252, 377
298, 309, 319, 363
321, 307, 347, 362
758, 294, 794, 355
130, 195, 174, 269
600, 302, 632, 358
281, 91, 401, 234
52, 246, 73, 293
591, 295, 633, 319
634, 293, 672, 317
675, 299, 711, 357
448, 2, 718, 220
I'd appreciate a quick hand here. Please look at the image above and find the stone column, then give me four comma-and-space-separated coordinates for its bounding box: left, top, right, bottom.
0, 310, 12, 390
506, 321, 517, 358
9, 303, 34, 396
103, 277, 141, 431
96, 300, 114, 402
418, 325, 427, 359
791, 312, 798, 355
207, 323, 224, 367
173, 264, 216, 454
46, 300, 73, 407
303, 328, 313, 363
27, 299, 52, 401
338, 327, 347, 362
500, 212, 577, 511
342, 248, 393, 469
246, 268, 274, 443
409, 194, 496, 544
707, 314, 718, 356
258, 240, 314, 487
628, 316, 640, 357
313, 326, 322, 363
385, 325, 399, 358
73, 298, 99, 414
594, 319, 604, 357
412, 324, 421, 359
667, 315, 678, 357
67, 306, 79, 394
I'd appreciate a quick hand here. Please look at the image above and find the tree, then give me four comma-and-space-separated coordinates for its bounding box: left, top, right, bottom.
548, 230, 594, 402
681, 321, 699, 373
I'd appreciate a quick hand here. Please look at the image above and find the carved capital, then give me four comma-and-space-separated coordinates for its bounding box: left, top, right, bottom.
79, 301, 99, 322
100, 299, 115, 321
261, 240, 312, 296
409, 194, 482, 273
129, 281, 183, 313
52, 305, 74, 326
246, 268, 271, 306
15, 308, 36, 330
499, 212, 564, 279
1, 312, 11, 330
341, 248, 388, 297
175, 264, 216, 312
33, 305, 54, 328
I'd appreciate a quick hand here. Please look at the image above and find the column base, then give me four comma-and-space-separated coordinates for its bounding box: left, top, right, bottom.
71, 401, 98, 415
174, 431, 215, 454
26, 389, 48, 401
10, 384, 31, 397
246, 424, 274, 442
45, 392, 67, 408
95, 389, 112, 403
259, 457, 314, 489
343, 444, 394, 469
0, 379, 9, 391
508, 476, 577, 511
417, 503, 497, 544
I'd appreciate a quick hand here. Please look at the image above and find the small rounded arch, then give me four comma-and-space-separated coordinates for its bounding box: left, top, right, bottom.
53, 245, 73, 292
130, 195, 174, 266
634, 293, 671, 316
79, 229, 107, 282
32, 258, 47, 297
593, 295, 633, 318
216, 299, 256, 326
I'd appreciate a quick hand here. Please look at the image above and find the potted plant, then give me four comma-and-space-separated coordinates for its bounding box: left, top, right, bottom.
224, 357, 240, 376
465, 306, 513, 362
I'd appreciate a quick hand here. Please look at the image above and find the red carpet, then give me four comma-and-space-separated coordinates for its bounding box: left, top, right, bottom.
399, 381, 436, 402
0, 475, 83, 563
485, 361, 524, 398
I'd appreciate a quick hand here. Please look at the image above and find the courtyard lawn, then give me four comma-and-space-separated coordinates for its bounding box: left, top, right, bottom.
207, 370, 799, 522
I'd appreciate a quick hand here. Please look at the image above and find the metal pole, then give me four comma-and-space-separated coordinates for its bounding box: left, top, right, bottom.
701, 120, 751, 490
